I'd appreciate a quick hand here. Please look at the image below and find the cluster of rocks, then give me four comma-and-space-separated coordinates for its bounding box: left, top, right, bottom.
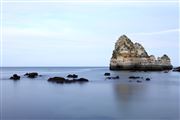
104, 72, 119, 80
24, 72, 39, 78
104, 72, 150, 83
128, 76, 150, 83
110, 35, 173, 71
48, 74, 89, 84
48, 77, 88, 84
10, 73, 89, 84
10, 72, 40, 80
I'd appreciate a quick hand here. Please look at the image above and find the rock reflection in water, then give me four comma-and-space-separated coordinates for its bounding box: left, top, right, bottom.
114, 83, 144, 103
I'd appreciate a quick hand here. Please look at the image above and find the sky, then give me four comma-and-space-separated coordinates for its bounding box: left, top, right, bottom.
0, 0, 179, 67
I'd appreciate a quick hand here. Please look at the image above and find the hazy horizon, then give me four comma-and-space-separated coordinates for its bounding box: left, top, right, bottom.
1, 1, 179, 67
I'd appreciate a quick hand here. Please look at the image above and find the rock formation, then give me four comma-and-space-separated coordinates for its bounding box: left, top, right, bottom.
110, 35, 173, 70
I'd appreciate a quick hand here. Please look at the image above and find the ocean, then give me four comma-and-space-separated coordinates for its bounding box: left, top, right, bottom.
0, 67, 179, 120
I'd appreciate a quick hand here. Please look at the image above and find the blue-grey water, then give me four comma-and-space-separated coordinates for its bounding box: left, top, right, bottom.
0, 67, 180, 120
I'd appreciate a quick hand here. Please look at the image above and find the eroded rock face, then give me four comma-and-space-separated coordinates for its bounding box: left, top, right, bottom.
110, 35, 173, 70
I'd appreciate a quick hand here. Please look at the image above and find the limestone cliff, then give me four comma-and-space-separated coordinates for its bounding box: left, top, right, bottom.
110, 35, 173, 70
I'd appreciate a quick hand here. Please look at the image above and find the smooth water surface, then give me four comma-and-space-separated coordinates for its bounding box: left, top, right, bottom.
0, 67, 180, 120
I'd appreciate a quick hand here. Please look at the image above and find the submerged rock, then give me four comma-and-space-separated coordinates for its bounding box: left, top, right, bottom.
137, 80, 142, 83
24, 72, 38, 78
146, 78, 151, 81
74, 78, 89, 82
110, 35, 173, 71
129, 76, 140, 79
48, 77, 89, 84
67, 74, 78, 78
48, 77, 66, 83
10, 74, 20, 80
104, 73, 111, 76
106, 76, 119, 80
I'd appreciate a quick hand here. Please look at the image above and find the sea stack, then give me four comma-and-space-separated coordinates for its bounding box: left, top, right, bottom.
110, 35, 173, 71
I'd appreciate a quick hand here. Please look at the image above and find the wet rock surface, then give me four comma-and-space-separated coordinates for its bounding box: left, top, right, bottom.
129, 76, 140, 79
48, 77, 89, 84
10, 74, 20, 80
104, 73, 111, 76
106, 76, 119, 80
24, 72, 38, 78
146, 78, 151, 81
67, 74, 78, 78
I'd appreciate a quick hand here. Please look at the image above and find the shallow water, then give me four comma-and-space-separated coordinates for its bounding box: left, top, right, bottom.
0, 67, 180, 120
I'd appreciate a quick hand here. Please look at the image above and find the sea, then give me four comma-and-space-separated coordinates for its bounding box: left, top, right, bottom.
0, 67, 180, 120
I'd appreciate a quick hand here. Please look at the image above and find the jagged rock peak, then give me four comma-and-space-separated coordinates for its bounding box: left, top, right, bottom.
115, 35, 134, 50
161, 54, 170, 60
113, 35, 148, 58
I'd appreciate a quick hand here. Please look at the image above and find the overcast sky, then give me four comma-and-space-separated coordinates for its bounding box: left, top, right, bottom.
1, 0, 179, 66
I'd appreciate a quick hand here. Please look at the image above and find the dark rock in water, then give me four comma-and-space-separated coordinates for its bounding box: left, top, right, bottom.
48, 77, 89, 84
129, 76, 140, 79
104, 73, 111, 76
128, 80, 132, 82
10, 74, 20, 80
115, 76, 119, 79
67, 74, 78, 78
173, 67, 180, 72
106, 76, 119, 80
110, 35, 173, 71
146, 78, 151, 81
24, 72, 38, 78
137, 80, 142, 83
106, 77, 111, 79
73, 78, 89, 82
48, 77, 66, 83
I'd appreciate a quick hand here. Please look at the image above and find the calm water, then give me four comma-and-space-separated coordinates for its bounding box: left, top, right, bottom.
0, 67, 180, 120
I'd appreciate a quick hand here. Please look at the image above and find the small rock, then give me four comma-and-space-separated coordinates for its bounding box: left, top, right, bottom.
10, 74, 20, 80
114, 76, 119, 79
146, 78, 150, 81
74, 78, 89, 82
137, 80, 142, 83
106, 76, 119, 80
106, 77, 111, 79
129, 76, 140, 79
48, 77, 66, 83
67, 74, 78, 78
24, 72, 38, 78
104, 73, 111, 76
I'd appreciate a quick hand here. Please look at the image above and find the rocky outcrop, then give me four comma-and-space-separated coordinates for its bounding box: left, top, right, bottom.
110, 35, 173, 71
24, 72, 38, 78
48, 77, 89, 84
10, 74, 20, 80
